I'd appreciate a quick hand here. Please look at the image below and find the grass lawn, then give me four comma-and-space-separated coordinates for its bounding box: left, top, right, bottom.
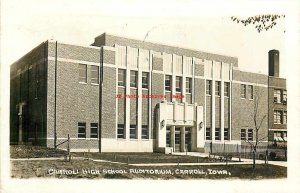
71, 152, 231, 164
10, 146, 287, 179
11, 159, 287, 179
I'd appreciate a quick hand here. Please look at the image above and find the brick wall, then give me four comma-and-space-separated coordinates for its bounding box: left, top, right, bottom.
117, 87, 125, 124
151, 73, 164, 140
152, 57, 163, 71
142, 90, 149, 125
206, 97, 212, 127
10, 41, 48, 145
268, 76, 287, 141
103, 49, 115, 64
93, 33, 238, 67
130, 89, 138, 125
231, 83, 268, 141
194, 64, 204, 76
233, 70, 268, 84
102, 66, 117, 138
215, 97, 221, 128
48, 42, 100, 63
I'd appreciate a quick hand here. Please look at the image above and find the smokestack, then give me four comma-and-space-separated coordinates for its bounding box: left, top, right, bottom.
268, 49, 280, 77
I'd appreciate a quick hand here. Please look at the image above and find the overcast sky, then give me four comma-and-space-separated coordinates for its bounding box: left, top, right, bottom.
1, 0, 294, 78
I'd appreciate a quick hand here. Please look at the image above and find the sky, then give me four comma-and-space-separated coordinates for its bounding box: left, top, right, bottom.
0, 0, 292, 78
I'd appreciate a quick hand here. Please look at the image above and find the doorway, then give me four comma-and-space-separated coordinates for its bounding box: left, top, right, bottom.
175, 128, 181, 152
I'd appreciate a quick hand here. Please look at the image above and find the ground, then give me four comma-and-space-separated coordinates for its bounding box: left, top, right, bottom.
10, 145, 287, 179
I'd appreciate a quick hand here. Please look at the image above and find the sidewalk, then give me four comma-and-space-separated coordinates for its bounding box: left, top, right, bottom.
10, 153, 287, 167
172, 152, 287, 167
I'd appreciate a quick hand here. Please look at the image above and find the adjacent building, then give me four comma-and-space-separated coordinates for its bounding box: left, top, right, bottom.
10, 33, 276, 153
268, 50, 287, 147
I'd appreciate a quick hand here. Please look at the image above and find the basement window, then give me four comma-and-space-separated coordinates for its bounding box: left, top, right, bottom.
78, 122, 86, 138
78, 64, 87, 83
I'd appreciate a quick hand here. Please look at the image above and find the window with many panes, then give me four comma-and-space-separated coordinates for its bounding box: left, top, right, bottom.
224, 128, 229, 140
166, 127, 171, 147
78, 122, 86, 138
176, 76, 182, 92
130, 125, 137, 139
240, 84, 246, 98
283, 90, 287, 104
274, 89, 281, 103
117, 124, 125, 139
130, 71, 138, 88
274, 110, 282, 124
186, 78, 192, 93
118, 69, 126, 87
248, 129, 253, 141
142, 72, 149, 89
283, 111, 287, 124
241, 129, 246, 140
78, 64, 87, 83
224, 82, 230, 97
90, 123, 98, 138
91, 66, 99, 84
206, 80, 212, 95
248, 85, 253, 99
215, 81, 221, 96
206, 128, 211, 140
215, 128, 220, 140
165, 75, 172, 91
141, 125, 149, 139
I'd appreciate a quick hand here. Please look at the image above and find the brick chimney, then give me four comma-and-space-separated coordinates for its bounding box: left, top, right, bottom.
268, 49, 280, 77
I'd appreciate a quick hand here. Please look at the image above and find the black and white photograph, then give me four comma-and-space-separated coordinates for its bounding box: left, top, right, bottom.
1, 0, 299, 193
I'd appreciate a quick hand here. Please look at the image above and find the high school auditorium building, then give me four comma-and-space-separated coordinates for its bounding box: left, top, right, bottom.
10, 33, 286, 152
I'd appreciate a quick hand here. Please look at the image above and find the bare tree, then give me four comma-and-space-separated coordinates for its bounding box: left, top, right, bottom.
231, 14, 285, 33
245, 87, 268, 170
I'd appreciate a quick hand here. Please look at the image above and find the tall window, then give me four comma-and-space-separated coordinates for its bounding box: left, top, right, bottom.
206, 80, 212, 95
248, 85, 253, 99
215, 128, 220, 140
274, 89, 281, 103
130, 71, 138, 88
117, 124, 125, 139
176, 76, 182, 92
224, 82, 230, 97
166, 127, 171, 147
283, 90, 287, 104
224, 128, 229, 140
283, 111, 287, 124
248, 129, 253, 141
206, 128, 211, 140
142, 72, 149, 89
186, 78, 192, 93
142, 125, 149, 139
118, 69, 126, 87
78, 64, 87, 83
241, 129, 246, 140
130, 125, 137, 139
274, 110, 282, 124
78, 122, 86, 138
90, 123, 98, 138
35, 65, 39, 99
240, 84, 246, 98
91, 66, 99, 84
215, 81, 221, 96
165, 75, 172, 91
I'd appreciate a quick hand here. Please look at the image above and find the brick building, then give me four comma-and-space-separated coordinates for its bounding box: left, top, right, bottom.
268, 50, 287, 146
10, 33, 275, 152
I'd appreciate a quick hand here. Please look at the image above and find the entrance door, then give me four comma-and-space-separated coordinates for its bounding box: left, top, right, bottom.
175, 128, 181, 152
185, 128, 192, 152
